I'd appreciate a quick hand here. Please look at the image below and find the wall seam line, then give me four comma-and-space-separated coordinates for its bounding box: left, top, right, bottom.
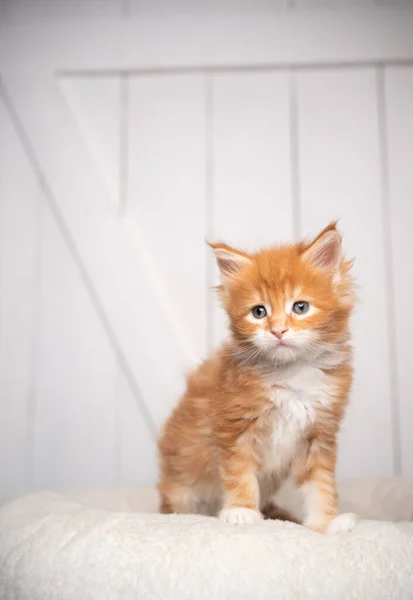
60, 59, 413, 79
289, 70, 301, 241
119, 73, 129, 216
376, 64, 402, 475
24, 193, 43, 489
205, 73, 215, 352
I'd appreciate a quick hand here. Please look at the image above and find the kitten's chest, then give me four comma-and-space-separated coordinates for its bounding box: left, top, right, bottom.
257, 365, 333, 474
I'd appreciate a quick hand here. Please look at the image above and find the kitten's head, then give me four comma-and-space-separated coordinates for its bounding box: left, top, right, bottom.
210, 222, 355, 366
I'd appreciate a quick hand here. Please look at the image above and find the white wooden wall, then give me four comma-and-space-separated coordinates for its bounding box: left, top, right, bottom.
1, 0, 413, 504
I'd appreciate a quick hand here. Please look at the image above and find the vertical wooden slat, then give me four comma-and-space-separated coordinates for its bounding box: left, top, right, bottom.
289, 71, 302, 240
128, 74, 207, 369
211, 72, 293, 346
60, 77, 121, 208
297, 68, 394, 477
115, 370, 157, 484
32, 203, 118, 490
384, 66, 413, 476
29, 78, 123, 491
0, 98, 39, 503
376, 66, 401, 475
205, 74, 215, 352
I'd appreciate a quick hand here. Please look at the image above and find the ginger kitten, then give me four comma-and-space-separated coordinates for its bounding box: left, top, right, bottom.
158, 223, 357, 533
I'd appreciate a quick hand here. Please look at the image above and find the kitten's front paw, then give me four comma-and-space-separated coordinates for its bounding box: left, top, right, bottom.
327, 513, 359, 534
304, 512, 358, 534
219, 507, 262, 526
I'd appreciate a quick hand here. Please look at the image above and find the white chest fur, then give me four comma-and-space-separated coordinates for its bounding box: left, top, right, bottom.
259, 364, 334, 476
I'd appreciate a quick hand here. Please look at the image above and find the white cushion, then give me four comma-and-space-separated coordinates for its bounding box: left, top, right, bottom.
1, 478, 413, 600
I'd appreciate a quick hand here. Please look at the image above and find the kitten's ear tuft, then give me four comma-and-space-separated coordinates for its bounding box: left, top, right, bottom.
302, 222, 342, 273
208, 242, 252, 280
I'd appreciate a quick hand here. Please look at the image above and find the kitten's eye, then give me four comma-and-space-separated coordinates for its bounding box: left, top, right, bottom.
292, 301, 310, 315
251, 305, 267, 319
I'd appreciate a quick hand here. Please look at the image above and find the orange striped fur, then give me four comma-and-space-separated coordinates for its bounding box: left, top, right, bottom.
158, 223, 356, 532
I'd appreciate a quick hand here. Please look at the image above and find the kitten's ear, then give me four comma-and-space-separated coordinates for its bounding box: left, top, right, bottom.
302, 222, 342, 273
208, 242, 252, 281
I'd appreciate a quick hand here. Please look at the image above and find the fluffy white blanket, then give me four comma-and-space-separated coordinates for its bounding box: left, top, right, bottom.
1, 478, 413, 599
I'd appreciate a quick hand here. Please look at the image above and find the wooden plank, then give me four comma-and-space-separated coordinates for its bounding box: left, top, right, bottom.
29, 74, 126, 490
211, 72, 292, 346
1, 9, 413, 72
114, 369, 157, 485
296, 0, 374, 7
128, 74, 207, 365
32, 202, 118, 491
0, 98, 39, 503
376, 0, 413, 5
129, 0, 289, 17
297, 68, 394, 477
59, 76, 121, 209
1, 0, 122, 20
385, 66, 413, 476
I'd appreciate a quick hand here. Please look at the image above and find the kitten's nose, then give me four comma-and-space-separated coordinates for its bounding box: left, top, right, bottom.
271, 327, 289, 340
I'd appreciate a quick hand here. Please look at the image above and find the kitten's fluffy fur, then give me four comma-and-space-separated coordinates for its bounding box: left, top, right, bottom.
158, 223, 357, 532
